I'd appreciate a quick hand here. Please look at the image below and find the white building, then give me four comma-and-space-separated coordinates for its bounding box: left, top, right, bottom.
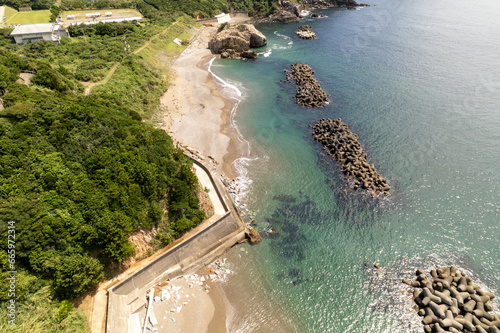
10, 23, 70, 45
215, 13, 231, 24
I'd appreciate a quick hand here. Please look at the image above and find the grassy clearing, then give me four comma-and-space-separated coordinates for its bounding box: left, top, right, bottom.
93, 16, 198, 119
7, 10, 52, 25
3, 6, 18, 21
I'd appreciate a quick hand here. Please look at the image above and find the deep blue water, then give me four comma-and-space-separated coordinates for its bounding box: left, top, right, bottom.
211, 1, 500, 331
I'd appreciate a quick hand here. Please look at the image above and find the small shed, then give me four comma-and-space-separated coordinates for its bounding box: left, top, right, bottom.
215, 13, 231, 24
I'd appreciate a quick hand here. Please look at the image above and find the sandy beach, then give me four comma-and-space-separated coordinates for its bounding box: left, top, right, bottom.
159, 20, 251, 333
160, 25, 248, 180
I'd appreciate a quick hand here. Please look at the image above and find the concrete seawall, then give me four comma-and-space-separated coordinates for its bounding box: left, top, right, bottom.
105, 157, 247, 333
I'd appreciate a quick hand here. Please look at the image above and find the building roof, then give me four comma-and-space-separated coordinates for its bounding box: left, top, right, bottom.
10, 23, 63, 36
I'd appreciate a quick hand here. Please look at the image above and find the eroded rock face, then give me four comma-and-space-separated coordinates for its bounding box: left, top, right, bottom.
239, 24, 267, 48
208, 29, 250, 54
209, 24, 266, 59
271, 10, 300, 23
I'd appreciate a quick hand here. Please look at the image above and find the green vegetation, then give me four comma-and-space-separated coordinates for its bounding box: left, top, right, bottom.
6, 9, 51, 24
230, 0, 278, 16
0, 11, 207, 330
0, 0, 55, 10
3, 6, 19, 21
1, 0, 282, 329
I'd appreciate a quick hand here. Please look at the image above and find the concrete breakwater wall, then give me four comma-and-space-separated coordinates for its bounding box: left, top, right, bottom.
312, 118, 390, 196
105, 158, 247, 333
284, 63, 329, 107
404, 266, 500, 333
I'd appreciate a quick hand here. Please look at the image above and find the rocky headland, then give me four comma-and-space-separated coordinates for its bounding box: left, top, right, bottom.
312, 118, 390, 196
404, 266, 500, 333
296, 25, 317, 39
208, 24, 267, 59
284, 63, 329, 107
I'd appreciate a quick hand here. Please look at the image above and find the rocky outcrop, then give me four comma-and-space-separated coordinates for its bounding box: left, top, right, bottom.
300, 0, 368, 8
246, 228, 261, 244
209, 24, 266, 59
284, 63, 329, 107
270, 10, 300, 23
209, 28, 250, 54
296, 25, 316, 39
312, 118, 390, 196
404, 266, 499, 333
239, 24, 267, 48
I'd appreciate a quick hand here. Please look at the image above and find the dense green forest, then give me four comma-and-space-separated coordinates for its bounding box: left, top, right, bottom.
0, 0, 284, 330
0, 10, 209, 331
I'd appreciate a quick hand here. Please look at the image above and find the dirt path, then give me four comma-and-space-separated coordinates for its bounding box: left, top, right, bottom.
84, 23, 178, 96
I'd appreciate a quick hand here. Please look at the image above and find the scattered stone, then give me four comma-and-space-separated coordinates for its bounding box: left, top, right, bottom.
285, 63, 329, 108
374, 263, 381, 269
250, 219, 257, 226
246, 228, 262, 244
406, 266, 499, 333
241, 50, 258, 59
296, 25, 317, 39
312, 118, 390, 196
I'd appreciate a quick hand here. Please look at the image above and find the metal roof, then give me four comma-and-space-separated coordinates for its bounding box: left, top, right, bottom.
10, 23, 62, 36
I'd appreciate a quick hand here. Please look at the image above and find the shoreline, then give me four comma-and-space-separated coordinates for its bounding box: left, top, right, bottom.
159, 23, 250, 333
160, 26, 249, 180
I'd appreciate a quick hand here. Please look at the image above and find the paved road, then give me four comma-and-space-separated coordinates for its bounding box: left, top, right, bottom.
194, 163, 226, 216
105, 159, 246, 333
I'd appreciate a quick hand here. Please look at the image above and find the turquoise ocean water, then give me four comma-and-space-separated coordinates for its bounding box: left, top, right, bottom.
210, 0, 500, 331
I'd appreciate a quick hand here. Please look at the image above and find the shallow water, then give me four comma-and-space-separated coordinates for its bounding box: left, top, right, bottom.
212, 0, 500, 331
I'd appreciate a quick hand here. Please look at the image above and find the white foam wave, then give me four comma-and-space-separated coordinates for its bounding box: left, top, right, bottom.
208, 57, 243, 100
260, 49, 272, 57
300, 10, 311, 16
208, 57, 255, 209
273, 31, 290, 40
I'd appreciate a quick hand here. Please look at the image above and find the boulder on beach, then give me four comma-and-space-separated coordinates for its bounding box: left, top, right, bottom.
209, 24, 267, 59
246, 228, 261, 244
239, 24, 267, 48
208, 28, 250, 54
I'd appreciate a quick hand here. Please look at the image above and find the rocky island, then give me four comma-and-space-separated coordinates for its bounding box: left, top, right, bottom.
296, 25, 317, 39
